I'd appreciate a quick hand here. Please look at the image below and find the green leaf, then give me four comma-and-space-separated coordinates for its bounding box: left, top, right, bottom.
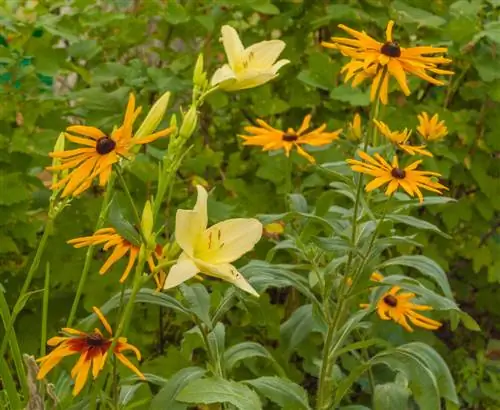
0, 173, 31, 205
207, 323, 226, 369
224, 342, 279, 373
107, 197, 141, 246
379, 255, 453, 299
386, 214, 450, 238
372, 349, 440, 410
330, 84, 370, 106
79, 288, 190, 329
181, 284, 212, 328
334, 362, 371, 406
288, 193, 308, 213
374, 382, 410, 410
177, 377, 262, 410
250, 1, 280, 15
399, 343, 459, 404
241, 261, 320, 305
391, 1, 446, 27
244, 376, 311, 410
165, 2, 190, 25
150, 367, 206, 410
280, 304, 314, 352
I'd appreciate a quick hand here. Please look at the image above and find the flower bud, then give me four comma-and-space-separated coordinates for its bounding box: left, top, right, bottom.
193, 53, 207, 88
51, 132, 66, 187
348, 113, 362, 141
178, 105, 198, 139
141, 200, 154, 243
135, 91, 171, 138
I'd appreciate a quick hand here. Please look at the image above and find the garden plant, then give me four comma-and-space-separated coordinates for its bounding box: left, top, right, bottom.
0, 1, 499, 410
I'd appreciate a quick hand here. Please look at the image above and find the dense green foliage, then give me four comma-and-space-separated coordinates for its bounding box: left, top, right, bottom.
1, 0, 499, 409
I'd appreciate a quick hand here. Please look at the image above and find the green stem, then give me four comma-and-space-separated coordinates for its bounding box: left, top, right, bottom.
316, 68, 387, 410
116, 167, 148, 244
284, 154, 293, 210
0, 215, 54, 366
19, 218, 53, 301
67, 175, 115, 327
41, 263, 50, 356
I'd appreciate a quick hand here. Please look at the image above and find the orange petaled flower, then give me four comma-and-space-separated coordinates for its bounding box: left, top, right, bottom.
346, 151, 447, 202
417, 112, 448, 141
67, 228, 166, 289
322, 21, 453, 104
240, 114, 342, 163
369, 286, 442, 332
374, 120, 432, 157
37, 307, 144, 396
48, 94, 174, 197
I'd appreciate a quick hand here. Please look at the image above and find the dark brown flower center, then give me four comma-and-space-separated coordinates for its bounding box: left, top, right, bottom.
381, 41, 401, 58
383, 294, 398, 307
282, 132, 298, 142
96, 136, 116, 155
85, 332, 105, 347
391, 167, 406, 179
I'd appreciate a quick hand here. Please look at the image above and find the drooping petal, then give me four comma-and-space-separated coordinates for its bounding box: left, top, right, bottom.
163, 258, 200, 290
195, 260, 259, 297
93, 307, 113, 335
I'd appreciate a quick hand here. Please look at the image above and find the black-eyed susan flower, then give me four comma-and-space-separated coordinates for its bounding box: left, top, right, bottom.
417, 112, 448, 141
67, 228, 165, 288
347, 113, 362, 141
240, 114, 342, 163
371, 286, 442, 332
322, 21, 453, 104
210, 25, 290, 91
48, 94, 174, 198
346, 151, 448, 202
37, 307, 144, 396
164, 185, 262, 296
374, 120, 432, 157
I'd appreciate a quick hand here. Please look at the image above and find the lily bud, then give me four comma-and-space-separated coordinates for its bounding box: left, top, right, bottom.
193, 53, 207, 88
51, 132, 66, 187
178, 105, 198, 139
135, 91, 171, 138
141, 200, 154, 244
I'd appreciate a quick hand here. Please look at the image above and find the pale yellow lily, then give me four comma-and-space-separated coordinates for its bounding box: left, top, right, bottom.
164, 185, 262, 296
210, 25, 290, 91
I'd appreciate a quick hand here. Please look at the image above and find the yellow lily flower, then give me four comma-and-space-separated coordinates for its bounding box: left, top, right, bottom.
164, 185, 263, 296
210, 25, 290, 91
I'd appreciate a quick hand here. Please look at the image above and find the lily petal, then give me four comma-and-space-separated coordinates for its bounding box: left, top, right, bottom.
196, 218, 263, 264
245, 40, 286, 69
163, 258, 200, 290
195, 260, 259, 297
221, 25, 245, 70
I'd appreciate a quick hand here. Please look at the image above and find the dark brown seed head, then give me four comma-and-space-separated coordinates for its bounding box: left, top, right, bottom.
96, 136, 116, 155
381, 41, 401, 58
85, 333, 105, 347
282, 132, 298, 142
391, 167, 406, 179
383, 294, 398, 307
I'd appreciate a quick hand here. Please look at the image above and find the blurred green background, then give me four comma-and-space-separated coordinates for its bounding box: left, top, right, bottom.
1, 0, 499, 408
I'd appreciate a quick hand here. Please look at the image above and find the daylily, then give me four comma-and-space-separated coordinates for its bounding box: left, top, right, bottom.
164, 185, 263, 296
210, 25, 290, 91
